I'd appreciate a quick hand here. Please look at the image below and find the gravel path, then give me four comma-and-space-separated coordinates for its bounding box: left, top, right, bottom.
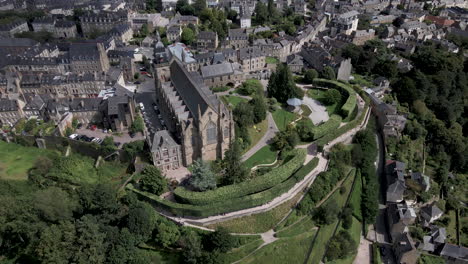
242, 112, 279, 161
302, 96, 329, 125
353, 236, 372, 264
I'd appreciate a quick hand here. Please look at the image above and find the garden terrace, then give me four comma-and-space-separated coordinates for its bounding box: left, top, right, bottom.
312, 114, 342, 140
313, 79, 357, 120
173, 149, 306, 205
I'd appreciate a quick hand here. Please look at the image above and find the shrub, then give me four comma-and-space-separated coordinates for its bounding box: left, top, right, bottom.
139, 166, 167, 195
173, 149, 306, 205
237, 79, 263, 96
212, 86, 230, 93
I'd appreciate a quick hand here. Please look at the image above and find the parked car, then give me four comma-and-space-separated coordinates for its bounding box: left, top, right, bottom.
91, 137, 101, 143
139, 103, 145, 110
129, 132, 135, 138
90, 125, 97, 131
77, 123, 83, 129
69, 134, 79, 139
158, 114, 162, 119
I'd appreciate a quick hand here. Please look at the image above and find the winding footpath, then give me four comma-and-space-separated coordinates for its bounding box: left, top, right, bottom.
241, 112, 279, 161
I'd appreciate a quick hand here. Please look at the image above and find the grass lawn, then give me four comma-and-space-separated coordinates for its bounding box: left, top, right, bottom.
275, 217, 316, 238
350, 74, 373, 87
243, 119, 268, 154
307, 89, 341, 115
240, 229, 317, 264
348, 171, 363, 221
266, 57, 279, 64
301, 104, 312, 117
272, 108, 298, 131
418, 254, 446, 264
243, 145, 277, 169
307, 170, 356, 264
0, 141, 59, 181
222, 239, 264, 263
221, 95, 248, 109
446, 210, 458, 244
328, 216, 362, 264
139, 249, 182, 264
207, 191, 302, 233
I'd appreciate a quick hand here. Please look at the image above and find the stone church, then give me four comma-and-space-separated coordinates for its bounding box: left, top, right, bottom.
154, 59, 234, 168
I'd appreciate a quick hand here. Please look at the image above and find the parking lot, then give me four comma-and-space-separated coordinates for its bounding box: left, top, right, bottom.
134, 92, 165, 138
74, 128, 145, 148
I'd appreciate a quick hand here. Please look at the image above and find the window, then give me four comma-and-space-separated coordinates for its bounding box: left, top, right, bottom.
224, 127, 229, 138
206, 122, 217, 144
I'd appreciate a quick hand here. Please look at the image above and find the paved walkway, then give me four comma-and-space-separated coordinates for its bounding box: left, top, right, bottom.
302, 96, 329, 125
353, 236, 372, 264
242, 113, 279, 161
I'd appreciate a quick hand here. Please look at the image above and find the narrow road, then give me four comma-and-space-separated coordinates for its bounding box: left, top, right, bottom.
242, 112, 279, 161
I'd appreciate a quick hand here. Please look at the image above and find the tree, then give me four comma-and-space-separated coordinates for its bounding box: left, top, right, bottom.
34, 187, 77, 223
295, 119, 314, 141
127, 202, 156, 242
320, 66, 336, 80
72, 215, 107, 263
325, 231, 357, 261
139, 166, 167, 195
341, 207, 353, 229
181, 27, 195, 45
134, 72, 140, 80
180, 231, 203, 264
304, 69, 318, 83
176, 0, 195, 15
190, 159, 217, 191
313, 200, 339, 225
129, 116, 144, 134
122, 140, 145, 160
203, 227, 236, 253
154, 221, 181, 248
237, 79, 263, 96
222, 140, 249, 185
101, 136, 117, 155
192, 0, 207, 15
267, 64, 304, 103
253, 2, 268, 25
323, 89, 341, 105
249, 96, 267, 124
233, 101, 254, 127
24, 118, 37, 133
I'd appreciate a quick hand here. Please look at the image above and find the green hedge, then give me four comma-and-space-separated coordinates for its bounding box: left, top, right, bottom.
127, 156, 319, 217
313, 79, 357, 119
174, 149, 307, 205
312, 114, 342, 140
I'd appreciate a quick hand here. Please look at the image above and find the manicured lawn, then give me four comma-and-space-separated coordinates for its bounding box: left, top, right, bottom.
241, 229, 317, 264
244, 145, 277, 169
207, 191, 302, 233
328, 217, 361, 264
446, 210, 458, 244
266, 57, 279, 64
0, 141, 59, 181
307, 89, 341, 115
244, 119, 268, 153
307, 170, 356, 264
222, 95, 248, 109
272, 108, 298, 131
417, 254, 446, 264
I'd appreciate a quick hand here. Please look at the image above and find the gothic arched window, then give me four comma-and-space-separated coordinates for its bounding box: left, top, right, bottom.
206, 122, 217, 144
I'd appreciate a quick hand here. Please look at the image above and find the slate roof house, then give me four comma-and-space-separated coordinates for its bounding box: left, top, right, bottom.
436, 243, 468, 263
393, 232, 419, 264
196, 31, 218, 51
200, 62, 244, 87
101, 95, 136, 132
420, 204, 444, 226
0, 19, 29, 37
150, 130, 183, 173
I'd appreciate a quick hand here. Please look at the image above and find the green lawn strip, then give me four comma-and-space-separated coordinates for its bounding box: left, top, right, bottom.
327, 217, 361, 264
272, 108, 298, 131
307, 170, 356, 264
372, 243, 383, 264
221, 239, 264, 263
221, 95, 248, 109
243, 119, 269, 154
0, 141, 59, 181
243, 145, 278, 169
348, 170, 363, 221
350, 74, 373, 87
266, 57, 279, 64
241, 229, 317, 264
206, 191, 303, 233
275, 217, 316, 238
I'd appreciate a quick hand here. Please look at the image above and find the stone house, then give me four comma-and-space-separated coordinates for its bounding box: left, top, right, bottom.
239, 47, 265, 72
228, 28, 249, 49
109, 24, 134, 45
167, 25, 181, 42
333, 10, 359, 35
200, 62, 244, 87
0, 98, 23, 126
0, 19, 29, 37
79, 10, 129, 37
150, 130, 182, 172
420, 204, 444, 226
154, 59, 234, 166
69, 43, 110, 73
102, 95, 136, 132
45, 97, 103, 125
196, 31, 218, 51
54, 21, 78, 38
286, 54, 304, 73
393, 233, 419, 264
32, 17, 56, 33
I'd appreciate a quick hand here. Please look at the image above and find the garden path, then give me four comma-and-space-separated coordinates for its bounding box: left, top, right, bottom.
241, 113, 279, 161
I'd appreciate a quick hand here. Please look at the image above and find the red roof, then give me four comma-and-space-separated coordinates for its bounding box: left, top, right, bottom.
426, 15, 455, 27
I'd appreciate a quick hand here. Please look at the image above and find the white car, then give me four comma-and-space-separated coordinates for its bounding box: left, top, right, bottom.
91, 137, 101, 143
139, 103, 145, 110
69, 134, 79, 139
